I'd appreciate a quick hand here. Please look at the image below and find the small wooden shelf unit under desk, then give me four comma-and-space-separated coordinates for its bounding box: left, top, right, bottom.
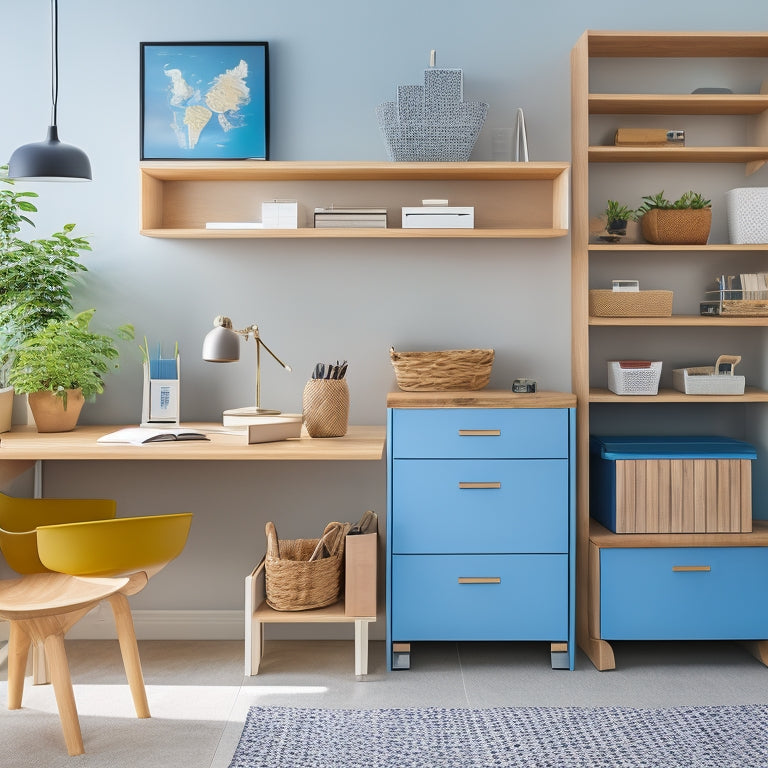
245, 559, 376, 677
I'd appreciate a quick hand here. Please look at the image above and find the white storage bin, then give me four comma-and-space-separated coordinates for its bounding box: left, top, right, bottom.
726, 188, 768, 244
607, 360, 662, 395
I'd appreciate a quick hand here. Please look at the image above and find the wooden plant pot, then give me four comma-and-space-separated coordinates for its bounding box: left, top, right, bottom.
302, 379, 349, 438
28, 389, 84, 433
641, 208, 712, 245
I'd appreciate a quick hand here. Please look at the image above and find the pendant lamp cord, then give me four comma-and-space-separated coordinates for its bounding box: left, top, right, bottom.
50, 0, 59, 128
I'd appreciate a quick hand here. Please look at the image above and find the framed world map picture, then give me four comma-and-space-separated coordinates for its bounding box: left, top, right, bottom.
140, 42, 269, 160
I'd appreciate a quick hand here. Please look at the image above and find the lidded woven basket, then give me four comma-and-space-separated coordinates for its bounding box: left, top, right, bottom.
264, 521, 350, 611
390, 347, 494, 391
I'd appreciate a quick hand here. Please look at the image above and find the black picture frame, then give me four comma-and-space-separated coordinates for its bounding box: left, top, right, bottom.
140, 41, 269, 160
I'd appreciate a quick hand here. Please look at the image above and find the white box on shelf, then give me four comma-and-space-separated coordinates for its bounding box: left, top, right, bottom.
607, 360, 662, 396
262, 200, 299, 229
726, 188, 768, 244
402, 206, 474, 228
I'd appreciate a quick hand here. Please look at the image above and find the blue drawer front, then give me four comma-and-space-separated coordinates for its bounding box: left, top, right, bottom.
392, 459, 568, 553
391, 409, 568, 459
392, 554, 568, 641
601, 547, 768, 640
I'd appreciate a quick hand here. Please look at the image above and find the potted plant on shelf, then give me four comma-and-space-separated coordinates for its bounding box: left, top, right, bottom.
9, 309, 134, 432
603, 199, 636, 239
0, 167, 90, 431
636, 190, 712, 245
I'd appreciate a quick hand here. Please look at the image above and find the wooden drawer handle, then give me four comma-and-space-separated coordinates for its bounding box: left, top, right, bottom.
458, 429, 501, 437
458, 482, 502, 489
672, 565, 711, 572
458, 577, 501, 585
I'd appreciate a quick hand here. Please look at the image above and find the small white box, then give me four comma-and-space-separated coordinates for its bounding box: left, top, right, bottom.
402, 206, 474, 228
262, 200, 298, 229
726, 188, 768, 244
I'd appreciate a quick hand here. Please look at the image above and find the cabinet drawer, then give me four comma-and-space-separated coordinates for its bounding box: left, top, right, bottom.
392, 459, 568, 553
600, 547, 768, 640
392, 554, 568, 641
391, 409, 568, 459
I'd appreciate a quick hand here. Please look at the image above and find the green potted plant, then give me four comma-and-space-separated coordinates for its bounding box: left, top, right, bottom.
636, 190, 712, 245
604, 200, 636, 237
9, 309, 134, 432
0, 167, 91, 430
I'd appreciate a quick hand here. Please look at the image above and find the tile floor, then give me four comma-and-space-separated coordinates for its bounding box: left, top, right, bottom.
2, 638, 768, 767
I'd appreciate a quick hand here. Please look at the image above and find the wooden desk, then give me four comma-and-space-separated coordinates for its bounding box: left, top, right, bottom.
0, 423, 386, 681
0, 424, 386, 485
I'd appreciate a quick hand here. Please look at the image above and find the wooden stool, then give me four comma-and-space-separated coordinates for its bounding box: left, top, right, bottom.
0, 572, 149, 756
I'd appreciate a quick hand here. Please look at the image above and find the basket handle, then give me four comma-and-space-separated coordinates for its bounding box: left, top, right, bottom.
715, 354, 741, 374
265, 521, 279, 559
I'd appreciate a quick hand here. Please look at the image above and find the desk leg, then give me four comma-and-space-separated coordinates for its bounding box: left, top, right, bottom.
354, 619, 369, 676
31, 460, 52, 686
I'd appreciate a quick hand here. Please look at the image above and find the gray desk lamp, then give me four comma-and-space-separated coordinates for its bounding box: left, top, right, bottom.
202, 315, 291, 417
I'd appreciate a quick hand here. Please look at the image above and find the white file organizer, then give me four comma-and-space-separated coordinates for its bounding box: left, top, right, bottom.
141, 357, 180, 427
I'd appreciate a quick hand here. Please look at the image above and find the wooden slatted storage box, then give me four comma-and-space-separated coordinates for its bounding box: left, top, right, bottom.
589, 436, 756, 534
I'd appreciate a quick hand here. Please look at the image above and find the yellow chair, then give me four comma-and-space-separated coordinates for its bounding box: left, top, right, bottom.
0, 493, 192, 755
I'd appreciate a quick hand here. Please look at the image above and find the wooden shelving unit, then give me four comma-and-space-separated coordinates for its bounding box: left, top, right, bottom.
139, 160, 570, 239
572, 30, 768, 671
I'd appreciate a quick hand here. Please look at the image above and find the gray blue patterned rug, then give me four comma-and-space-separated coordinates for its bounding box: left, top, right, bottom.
229, 705, 768, 767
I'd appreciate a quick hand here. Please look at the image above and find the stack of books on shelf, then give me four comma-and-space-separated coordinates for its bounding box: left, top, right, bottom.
313, 206, 387, 229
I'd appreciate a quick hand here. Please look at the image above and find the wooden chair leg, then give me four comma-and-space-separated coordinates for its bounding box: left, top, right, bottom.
108, 592, 150, 718
7, 621, 31, 710
43, 632, 84, 756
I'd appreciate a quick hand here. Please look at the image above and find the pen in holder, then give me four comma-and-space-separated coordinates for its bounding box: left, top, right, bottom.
141, 344, 180, 427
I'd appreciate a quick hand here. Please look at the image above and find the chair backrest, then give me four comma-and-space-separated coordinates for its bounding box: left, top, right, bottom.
0, 494, 117, 574
36, 512, 193, 578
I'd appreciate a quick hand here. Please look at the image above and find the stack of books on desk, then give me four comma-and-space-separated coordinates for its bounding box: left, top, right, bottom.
313, 206, 387, 228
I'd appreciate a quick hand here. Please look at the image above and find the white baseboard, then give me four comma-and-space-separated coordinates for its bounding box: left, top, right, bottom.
67, 606, 245, 640
0, 608, 383, 642
0, 607, 245, 642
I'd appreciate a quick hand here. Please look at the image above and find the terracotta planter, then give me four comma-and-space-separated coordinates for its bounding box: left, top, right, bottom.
0, 386, 13, 433
641, 208, 712, 245
302, 379, 349, 438
28, 389, 84, 433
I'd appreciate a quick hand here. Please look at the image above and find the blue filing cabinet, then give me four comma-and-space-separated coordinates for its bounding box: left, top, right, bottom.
386, 390, 576, 671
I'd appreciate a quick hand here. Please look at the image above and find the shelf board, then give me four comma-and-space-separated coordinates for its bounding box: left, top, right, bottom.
139, 160, 570, 182
589, 93, 768, 115
589, 386, 768, 403
588, 146, 768, 163
586, 32, 768, 59
589, 314, 768, 326
589, 243, 768, 251
140, 226, 568, 239
590, 519, 768, 549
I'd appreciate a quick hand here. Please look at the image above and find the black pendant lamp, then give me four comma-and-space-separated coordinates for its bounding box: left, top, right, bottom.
8, 0, 91, 181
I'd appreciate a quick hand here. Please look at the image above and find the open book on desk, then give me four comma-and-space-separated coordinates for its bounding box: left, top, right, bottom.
97, 427, 210, 445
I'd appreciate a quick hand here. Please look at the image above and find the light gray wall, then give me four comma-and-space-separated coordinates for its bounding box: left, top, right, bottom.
1, 1, 767, 628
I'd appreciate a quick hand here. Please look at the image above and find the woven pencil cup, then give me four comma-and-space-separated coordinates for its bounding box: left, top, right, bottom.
264, 521, 348, 611
302, 379, 349, 438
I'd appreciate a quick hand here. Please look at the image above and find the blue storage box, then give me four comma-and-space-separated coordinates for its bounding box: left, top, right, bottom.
590, 435, 757, 534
